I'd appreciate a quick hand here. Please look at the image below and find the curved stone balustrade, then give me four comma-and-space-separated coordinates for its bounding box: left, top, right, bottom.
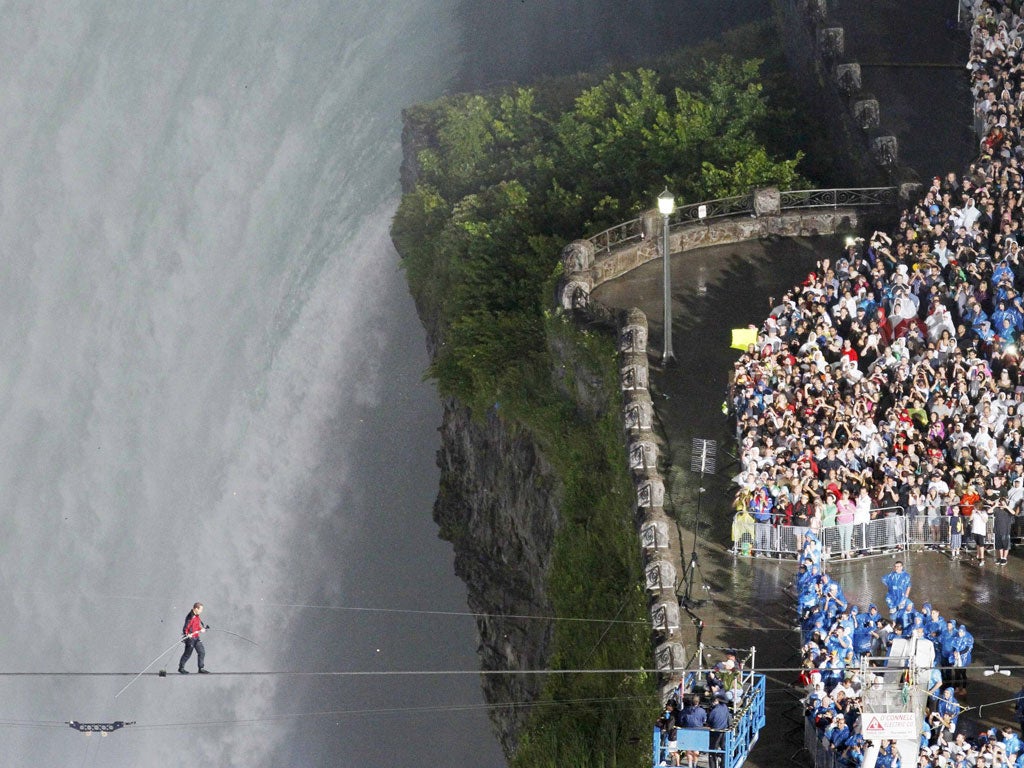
560, 186, 897, 311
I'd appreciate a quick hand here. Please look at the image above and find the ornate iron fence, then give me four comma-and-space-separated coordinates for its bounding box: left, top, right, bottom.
778, 186, 897, 210
588, 218, 644, 255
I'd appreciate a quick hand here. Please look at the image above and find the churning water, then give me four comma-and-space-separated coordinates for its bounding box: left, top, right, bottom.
0, 2, 504, 765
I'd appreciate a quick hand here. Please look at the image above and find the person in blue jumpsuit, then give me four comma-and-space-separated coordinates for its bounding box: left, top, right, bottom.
827, 713, 852, 752
827, 626, 855, 662
852, 623, 873, 658
861, 604, 882, 630
904, 612, 926, 640
822, 582, 848, 620
894, 599, 918, 631
836, 608, 857, 636
840, 735, 865, 768
934, 687, 962, 731
820, 574, 847, 606
874, 739, 901, 768
924, 607, 945, 642
1001, 726, 1021, 759
924, 667, 943, 700
881, 561, 911, 613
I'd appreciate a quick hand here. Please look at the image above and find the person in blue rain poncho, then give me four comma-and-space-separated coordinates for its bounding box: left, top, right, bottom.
881, 562, 911, 612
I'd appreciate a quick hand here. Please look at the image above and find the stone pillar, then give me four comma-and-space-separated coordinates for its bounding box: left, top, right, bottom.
753, 187, 781, 217
872, 135, 898, 166
900, 182, 924, 203
644, 559, 677, 592
651, 601, 681, 633
558, 239, 595, 311
641, 210, 662, 242
619, 309, 649, 354
654, 641, 687, 673
640, 519, 670, 551
623, 397, 654, 434
628, 439, 659, 473
818, 27, 844, 58
560, 239, 595, 275
853, 98, 879, 130
834, 63, 861, 95
559, 278, 592, 311
637, 475, 666, 510
621, 353, 649, 392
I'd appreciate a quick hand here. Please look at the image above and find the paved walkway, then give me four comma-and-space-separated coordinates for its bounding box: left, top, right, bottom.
829, 0, 976, 182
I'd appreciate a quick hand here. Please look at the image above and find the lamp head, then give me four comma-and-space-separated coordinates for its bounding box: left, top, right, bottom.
658, 188, 675, 216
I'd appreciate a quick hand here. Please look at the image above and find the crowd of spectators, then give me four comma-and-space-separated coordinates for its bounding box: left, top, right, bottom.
730, 1, 1024, 566
722, 2, 1024, 766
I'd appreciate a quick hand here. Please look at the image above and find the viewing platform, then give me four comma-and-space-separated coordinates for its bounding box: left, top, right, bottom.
560, 186, 900, 312
652, 656, 767, 768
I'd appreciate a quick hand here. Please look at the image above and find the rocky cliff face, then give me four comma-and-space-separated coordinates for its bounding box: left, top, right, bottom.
433, 400, 560, 757
399, 110, 564, 759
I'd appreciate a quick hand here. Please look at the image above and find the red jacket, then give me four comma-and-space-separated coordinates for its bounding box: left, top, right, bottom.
183, 612, 204, 639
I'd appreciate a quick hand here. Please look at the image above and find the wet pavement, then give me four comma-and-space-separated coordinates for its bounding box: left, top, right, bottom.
594, 237, 1024, 766
826, 0, 976, 183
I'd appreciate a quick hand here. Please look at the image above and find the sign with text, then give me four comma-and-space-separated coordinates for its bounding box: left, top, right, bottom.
861, 712, 917, 740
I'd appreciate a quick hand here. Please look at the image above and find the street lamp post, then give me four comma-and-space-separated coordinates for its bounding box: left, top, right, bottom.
658, 188, 675, 364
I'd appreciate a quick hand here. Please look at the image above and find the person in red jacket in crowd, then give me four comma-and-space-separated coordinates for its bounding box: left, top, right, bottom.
178, 602, 209, 674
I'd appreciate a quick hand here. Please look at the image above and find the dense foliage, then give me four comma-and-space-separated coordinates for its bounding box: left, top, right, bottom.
394, 58, 804, 416
392, 39, 809, 768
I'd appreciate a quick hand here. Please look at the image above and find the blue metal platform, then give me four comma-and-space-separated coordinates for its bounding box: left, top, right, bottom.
652, 671, 766, 768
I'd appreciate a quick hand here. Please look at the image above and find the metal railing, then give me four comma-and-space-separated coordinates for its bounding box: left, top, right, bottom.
733, 507, 907, 560
900, 514, 1024, 549
585, 186, 898, 254
778, 186, 897, 210
587, 217, 645, 255
804, 716, 851, 768
739, 511, 1024, 559
673, 193, 754, 225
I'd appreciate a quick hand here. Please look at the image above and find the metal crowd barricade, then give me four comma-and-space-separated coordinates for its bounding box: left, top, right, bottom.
802, 715, 848, 768
904, 513, 994, 550
737, 507, 906, 560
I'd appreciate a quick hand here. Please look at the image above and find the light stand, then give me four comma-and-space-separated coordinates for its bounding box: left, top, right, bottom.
682, 437, 717, 608
658, 188, 675, 364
